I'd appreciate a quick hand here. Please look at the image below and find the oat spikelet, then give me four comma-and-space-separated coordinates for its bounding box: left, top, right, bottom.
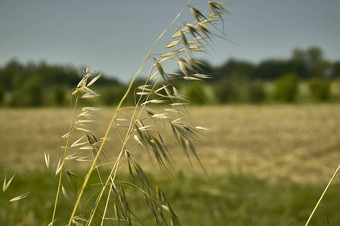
154, 58, 168, 81
61, 131, 73, 139
195, 126, 210, 131
177, 56, 194, 76
55, 158, 64, 175
62, 185, 70, 200
166, 40, 181, 48
87, 73, 102, 87
44, 151, 50, 169
196, 22, 211, 37
208, 1, 230, 14
190, 7, 207, 22
178, 29, 189, 48
73, 69, 101, 97
3, 174, 15, 193
9, 192, 29, 202
70, 135, 88, 148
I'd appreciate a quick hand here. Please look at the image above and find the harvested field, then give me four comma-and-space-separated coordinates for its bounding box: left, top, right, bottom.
0, 105, 339, 184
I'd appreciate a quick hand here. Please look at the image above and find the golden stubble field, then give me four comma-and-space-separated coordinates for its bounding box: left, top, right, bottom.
0, 105, 339, 184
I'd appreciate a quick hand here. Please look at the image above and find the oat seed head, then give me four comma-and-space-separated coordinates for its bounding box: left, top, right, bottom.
47, 2, 230, 225
3, 174, 15, 193
9, 192, 29, 202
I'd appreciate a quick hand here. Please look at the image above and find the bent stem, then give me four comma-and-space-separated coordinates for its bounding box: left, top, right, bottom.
304, 164, 340, 226
67, 2, 191, 225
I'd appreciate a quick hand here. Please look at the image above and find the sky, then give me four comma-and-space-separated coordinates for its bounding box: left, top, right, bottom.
1, 0, 340, 82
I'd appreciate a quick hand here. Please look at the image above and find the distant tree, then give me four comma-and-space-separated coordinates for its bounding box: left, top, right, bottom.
290, 46, 329, 78
2, 59, 25, 90
289, 48, 308, 79
310, 60, 332, 78
309, 78, 331, 101
215, 58, 255, 79
101, 86, 126, 105
274, 73, 299, 102
24, 76, 44, 107
0, 84, 5, 105
214, 78, 240, 103
247, 81, 266, 103
291, 48, 306, 62
332, 61, 340, 78
0, 59, 122, 106
252, 59, 287, 80
54, 86, 66, 106
305, 46, 323, 66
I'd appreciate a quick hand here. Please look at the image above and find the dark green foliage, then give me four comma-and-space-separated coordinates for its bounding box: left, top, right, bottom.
274, 73, 299, 102
332, 61, 340, 78
214, 58, 255, 80
0, 59, 120, 107
253, 59, 289, 80
309, 78, 331, 101
0, 84, 5, 105
100, 79, 146, 106
212, 78, 267, 104
101, 86, 126, 105
24, 78, 44, 107
247, 81, 267, 103
53, 86, 66, 106
214, 78, 240, 103
1, 45, 339, 107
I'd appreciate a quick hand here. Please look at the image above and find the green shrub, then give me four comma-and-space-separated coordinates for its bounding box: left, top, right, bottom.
247, 81, 267, 103
101, 86, 126, 105
25, 82, 43, 107
0, 84, 5, 105
309, 78, 331, 101
183, 82, 207, 105
274, 73, 299, 102
8, 90, 36, 107
53, 86, 66, 106
214, 79, 240, 103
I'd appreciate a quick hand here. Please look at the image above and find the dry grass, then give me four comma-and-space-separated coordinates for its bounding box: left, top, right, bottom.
1, 104, 339, 184
192, 105, 340, 184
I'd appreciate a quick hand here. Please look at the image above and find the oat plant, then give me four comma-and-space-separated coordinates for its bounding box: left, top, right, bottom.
4, 1, 229, 225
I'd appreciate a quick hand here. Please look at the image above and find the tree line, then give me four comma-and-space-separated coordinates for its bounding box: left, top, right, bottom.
213, 46, 340, 80
181, 46, 340, 104
0, 46, 340, 107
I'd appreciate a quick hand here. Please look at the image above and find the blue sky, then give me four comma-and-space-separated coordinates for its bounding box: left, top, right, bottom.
1, 0, 340, 82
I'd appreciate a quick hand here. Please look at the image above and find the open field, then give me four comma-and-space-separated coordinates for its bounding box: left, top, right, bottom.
1, 105, 340, 225
1, 105, 339, 184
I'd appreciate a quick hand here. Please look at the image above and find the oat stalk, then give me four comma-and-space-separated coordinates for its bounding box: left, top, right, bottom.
305, 164, 340, 226
66, 2, 193, 225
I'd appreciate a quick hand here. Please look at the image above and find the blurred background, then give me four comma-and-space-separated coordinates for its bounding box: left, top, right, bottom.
1, 0, 340, 106
1, 1, 340, 225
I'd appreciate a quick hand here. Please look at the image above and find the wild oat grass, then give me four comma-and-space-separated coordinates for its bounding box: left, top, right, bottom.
1, 1, 339, 225
1, 1, 231, 225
